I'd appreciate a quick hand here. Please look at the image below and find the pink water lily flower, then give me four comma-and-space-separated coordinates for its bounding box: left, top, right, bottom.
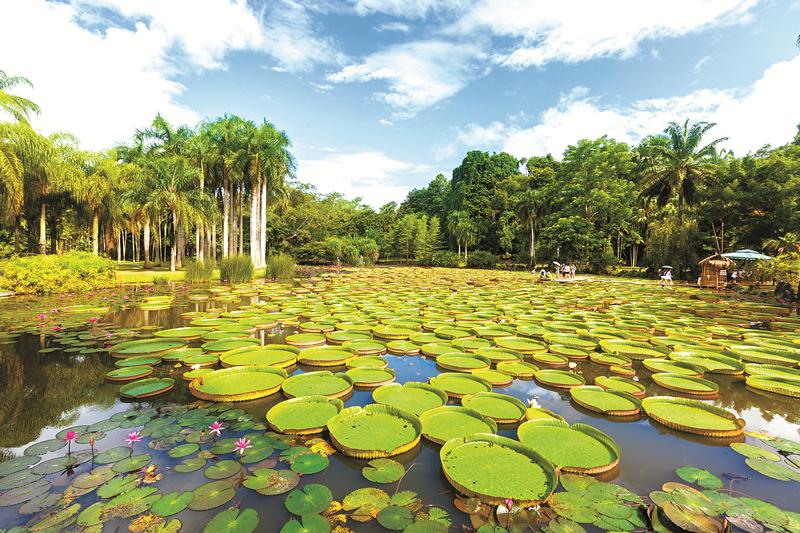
37, 313, 47, 320
88, 316, 101, 324
504, 498, 513, 511
63, 431, 77, 443
126, 431, 142, 445
208, 421, 224, 437
233, 437, 252, 456
53, 325, 63, 332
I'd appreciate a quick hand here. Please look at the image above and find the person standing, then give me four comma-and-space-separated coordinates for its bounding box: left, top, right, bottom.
570, 263, 576, 279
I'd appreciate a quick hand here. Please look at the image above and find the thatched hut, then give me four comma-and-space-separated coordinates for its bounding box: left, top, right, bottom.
698, 254, 736, 288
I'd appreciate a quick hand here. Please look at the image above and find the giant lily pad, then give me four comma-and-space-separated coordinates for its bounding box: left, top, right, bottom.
744, 363, 800, 381
594, 375, 646, 397
154, 327, 211, 340
298, 347, 356, 367
285, 333, 326, 347
106, 365, 154, 382
419, 406, 497, 444
372, 382, 448, 415
641, 396, 745, 437
219, 347, 297, 369
282, 371, 353, 399
110, 338, 186, 357
346, 367, 396, 388
327, 404, 421, 458
518, 419, 620, 474
267, 396, 344, 434
119, 377, 175, 399
643, 358, 703, 376
346, 355, 388, 369
114, 355, 162, 367
436, 353, 491, 373
429, 372, 492, 398
189, 366, 287, 401
745, 376, 800, 398
569, 386, 642, 416
652, 373, 719, 397
534, 370, 585, 389
440, 433, 558, 505
496, 360, 539, 378
461, 392, 527, 423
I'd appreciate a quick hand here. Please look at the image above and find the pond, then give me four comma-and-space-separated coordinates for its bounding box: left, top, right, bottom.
0, 267, 799, 532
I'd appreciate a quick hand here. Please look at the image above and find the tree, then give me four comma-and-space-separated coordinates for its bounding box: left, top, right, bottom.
0, 70, 40, 122
639, 120, 726, 218
515, 188, 544, 265
0, 123, 26, 229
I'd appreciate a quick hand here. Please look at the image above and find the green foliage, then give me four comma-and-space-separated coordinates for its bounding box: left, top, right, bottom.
467, 250, 499, 269
152, 275, 170, 286
265, 253, 296, 280
0, 251, 114, 294
219, 255, 254, 283
184, 259, 213, 283
421, 250, 461, 268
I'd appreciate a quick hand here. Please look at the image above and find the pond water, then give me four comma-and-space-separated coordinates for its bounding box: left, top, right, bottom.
0, 268, 799, 532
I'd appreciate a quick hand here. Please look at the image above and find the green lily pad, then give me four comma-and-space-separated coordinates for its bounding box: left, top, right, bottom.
675, 466, 724, 489
643, 358, 703, 376
462, 392, 527, 423
377, 505, 414, 530
440, 433, 558, 505
189, 480, 236, 511
0, 455, 40, 477
569, 386, 642, 416
72, 465, 116, 489
205, 459, 242, 479
285, 484, 333, 515
151, 491, 194, 517
652, 373, 719, 396
28, 502, 81, 531
203, 507, 260, 533
110, 338, 186, 357
202, 338, 261, 353
534, 370, 585, 389
190, 366, 286, 401
119, 377, 175, 399
362, 458, 404, 483
154, 327, 211, 340
518, 420, 619, 474
346, 355, 388, 369
0, 479, 50, 506
168, 443, 199, 458
24, 439, 65, 456
346, 367, 397, 387
429, 372, 492, 398
112, 454, 152, 473
219, 347, 297, 368
290, 452, 330, 474
279, 514, 330, 533
594, 375, 646, 397
96, 473, 140, 498
730, 442, 780, 461
286, 333, 326, 347
420, 406, 497, 445
745, 457, 800, 481
175, 456, 207, 473
436, 353, 491, 372
642, 396, 745, 437
282, 371, 354, 399
101, 486, 160, 519
243, 468, 300, 495
106, 365, 154, 381
267, 396, 345, 435
298, 347, 356, 366
746, 376, 800, 398
496, 360, 539, 378
372, 382, 448, 415
0, 469, 42, 490
31, 452, 92, 474
115, 355, 162, 367
327, 404, 421, 458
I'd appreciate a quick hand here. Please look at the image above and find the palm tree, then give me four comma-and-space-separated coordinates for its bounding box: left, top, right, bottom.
763, 232, 800, 255
141, 156, 215, 271
638, 120, 727, 218
0, 123, 25, 230
0, 70, 40, 122
515, 188, 545, 266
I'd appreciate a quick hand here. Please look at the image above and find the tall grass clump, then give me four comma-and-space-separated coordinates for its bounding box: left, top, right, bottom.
219, 255, 254, 283
265, 253, 296, 281
185, 259, 214, 283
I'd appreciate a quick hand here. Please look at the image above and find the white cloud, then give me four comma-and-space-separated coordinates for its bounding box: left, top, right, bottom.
379, 119, 395, 126
374, 22, 411, 33
0, 0, 344, 149
297, 150, 432, 207
327, 40, 486, 114
449, 0, 758, 68
445, 54, 800, 158
352, 0, 470, 18
694, 55, 712, 72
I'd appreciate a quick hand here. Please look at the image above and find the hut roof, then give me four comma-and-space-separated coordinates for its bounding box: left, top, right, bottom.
699, 254, 736, 267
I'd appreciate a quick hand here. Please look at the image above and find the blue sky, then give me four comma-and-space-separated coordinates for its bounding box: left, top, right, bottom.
2, 0, 800, 207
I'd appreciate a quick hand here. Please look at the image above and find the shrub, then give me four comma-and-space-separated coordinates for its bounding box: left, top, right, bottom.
422, 250, 461, 268
152, 275, 170, 285
185, 259, 214, 283
219, 255, 254, 283
265, 253, 296, 280
0, 251, 115, 295
467, 250, 499, 269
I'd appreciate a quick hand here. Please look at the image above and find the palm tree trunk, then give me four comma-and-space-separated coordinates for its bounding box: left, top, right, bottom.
122, 229, 127, 261
238, 186, 244, 255
117, 231, 122, 262
38, 201, 46, 255
465, 242, 469, 264
529, 218, 535, 266
250, 179, 259, 267
91, 213, 99, 255
143, 219, 151, 267
211, 225, 216, 262
170, 211, 177, 272
260, 178, 267, 264
222, 177, 230, 258
14, 217, 20, 255
176, 222, 184, 269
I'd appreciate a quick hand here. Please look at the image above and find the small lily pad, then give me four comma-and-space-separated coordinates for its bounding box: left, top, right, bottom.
377, 505, 414, 530
205, 460, 242, 480
243, 468, 300, 495
189, 480, 236, 511
203, 507, 260, 533
151, 491, 194, 517
168, 443, 199, 458
175, 456, 207, 473
290, 452, 330, 474
362, 458, 404, 483
279, 514, 330, 533
285, 484, 333, 515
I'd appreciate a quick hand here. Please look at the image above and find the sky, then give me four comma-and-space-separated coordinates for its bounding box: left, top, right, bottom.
1, 0, 799, 208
